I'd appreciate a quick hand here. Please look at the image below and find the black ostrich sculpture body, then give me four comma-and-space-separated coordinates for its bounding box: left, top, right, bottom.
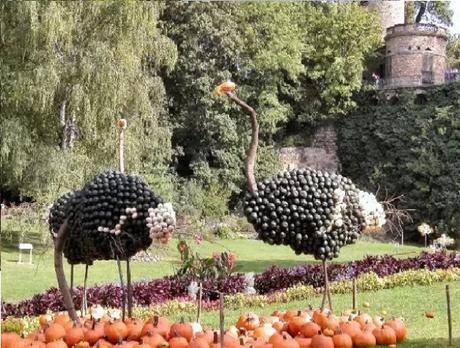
216, 81, 386, 310
48, 171, 176, 322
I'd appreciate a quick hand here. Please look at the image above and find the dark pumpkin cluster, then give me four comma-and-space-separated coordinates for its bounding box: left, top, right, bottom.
244, 168, 367, 261
48, 171, 174, 264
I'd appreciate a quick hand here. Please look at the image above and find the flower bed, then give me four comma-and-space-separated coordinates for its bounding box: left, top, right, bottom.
2, 251, 459, 318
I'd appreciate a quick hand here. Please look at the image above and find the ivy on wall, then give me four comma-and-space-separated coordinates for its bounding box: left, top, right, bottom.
338, 83, 460, 244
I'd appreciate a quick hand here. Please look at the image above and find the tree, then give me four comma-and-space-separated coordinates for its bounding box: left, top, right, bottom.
447, 34, 460, 69
0, 1, 177, 202
410, 1, 453, 26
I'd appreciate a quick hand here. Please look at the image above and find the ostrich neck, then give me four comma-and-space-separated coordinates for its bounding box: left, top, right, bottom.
226, 92, 258, 193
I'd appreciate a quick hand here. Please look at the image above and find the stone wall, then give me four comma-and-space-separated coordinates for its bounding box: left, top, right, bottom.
278, 125, 339, 173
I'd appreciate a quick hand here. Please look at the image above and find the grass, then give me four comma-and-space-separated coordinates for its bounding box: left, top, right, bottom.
1, 238, 424, 302
166, 281, 460, 348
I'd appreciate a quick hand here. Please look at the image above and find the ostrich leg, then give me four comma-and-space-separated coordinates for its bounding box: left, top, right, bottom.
127, 258, 133, 318
117, 257, 126, 321
81, 264, 89, 315
54, 220, 79, 323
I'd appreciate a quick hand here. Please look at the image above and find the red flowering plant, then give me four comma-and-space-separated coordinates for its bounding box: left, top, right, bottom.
176, 240, 237, 280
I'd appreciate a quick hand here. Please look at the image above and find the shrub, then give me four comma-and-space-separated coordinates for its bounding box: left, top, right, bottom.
338, 83, 460, 245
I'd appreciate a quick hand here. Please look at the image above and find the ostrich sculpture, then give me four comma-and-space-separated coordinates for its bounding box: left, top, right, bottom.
216, 81, 386, 310
48, 120, 175, 323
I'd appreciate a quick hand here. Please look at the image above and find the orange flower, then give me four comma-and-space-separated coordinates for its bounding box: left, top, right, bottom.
178, 240, 188, 254
228, 253, 236, 267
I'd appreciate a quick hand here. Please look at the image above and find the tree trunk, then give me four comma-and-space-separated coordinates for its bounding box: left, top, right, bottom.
415, 2, 427, 23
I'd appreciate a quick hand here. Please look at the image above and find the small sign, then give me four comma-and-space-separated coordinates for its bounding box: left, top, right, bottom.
19, 243, 33, 250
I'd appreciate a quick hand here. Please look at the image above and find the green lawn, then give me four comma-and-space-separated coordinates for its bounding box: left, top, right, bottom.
167, 282, 460, 348
1, 238, 423, 302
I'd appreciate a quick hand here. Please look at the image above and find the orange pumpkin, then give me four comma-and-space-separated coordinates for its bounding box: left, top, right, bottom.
322, 328, 334, 337
269, 333, 292, 347
332, 333, 352, 348
310, 334, 333, 348
53, 314, 70, 327
384, 318, 407, 342
338, 321, 361, 339
23, 341, 47, 348
45, 340, 68, 348
320, 314, 339, 331
74, 342, 90, 348
45, 324, 66, 343
271, 335, 299, 348
141, 333, 169, 348
294, 337, 312, 348
170, 334, 190, 348
236, 313, 260, 331
353, 313, 372, 330
373, 326, 397, 345
84, 321, 105, 345
287, 312, 308, 336
311, 310, 329, 329
170, 319, 194, 342
353, 331, 376, 348
2, 332, 22, 348
299, 323, 321, 339
282, 310, 298, 322
361, 321, 376, 333
39, 315, 52, 328
188, 337, 211, 348
94, 338, 114, 348
126, 318, 144, 341
143, 316, 171, 339
196, 330, 215, 344
64, 325, 84, 347
105, 320, 129, 344
272, 322, 284, 333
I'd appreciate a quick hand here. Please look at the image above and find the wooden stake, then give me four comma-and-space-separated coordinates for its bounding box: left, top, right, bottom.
219, 293, 225, 348
446, 285, 452, 346
197, 283, 202, 323
352, 278, 357, 310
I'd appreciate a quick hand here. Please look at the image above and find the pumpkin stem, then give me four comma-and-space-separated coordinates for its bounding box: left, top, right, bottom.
153, 315, 159, 326
180, 316, 185, 324
214, 331, 219, 344
239, 337, 245, 345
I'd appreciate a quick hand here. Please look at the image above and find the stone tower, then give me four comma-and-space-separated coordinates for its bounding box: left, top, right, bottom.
365, 0, 405, 39
384, 24, 448, 88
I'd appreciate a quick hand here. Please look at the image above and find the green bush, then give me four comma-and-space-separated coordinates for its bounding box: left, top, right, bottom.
338, 83, 460, 245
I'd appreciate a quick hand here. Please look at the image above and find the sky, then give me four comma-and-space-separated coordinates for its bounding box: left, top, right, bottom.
452, 0, 460, 33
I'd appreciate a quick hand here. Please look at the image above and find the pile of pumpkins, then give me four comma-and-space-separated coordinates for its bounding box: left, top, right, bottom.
1, 308, 406, 348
